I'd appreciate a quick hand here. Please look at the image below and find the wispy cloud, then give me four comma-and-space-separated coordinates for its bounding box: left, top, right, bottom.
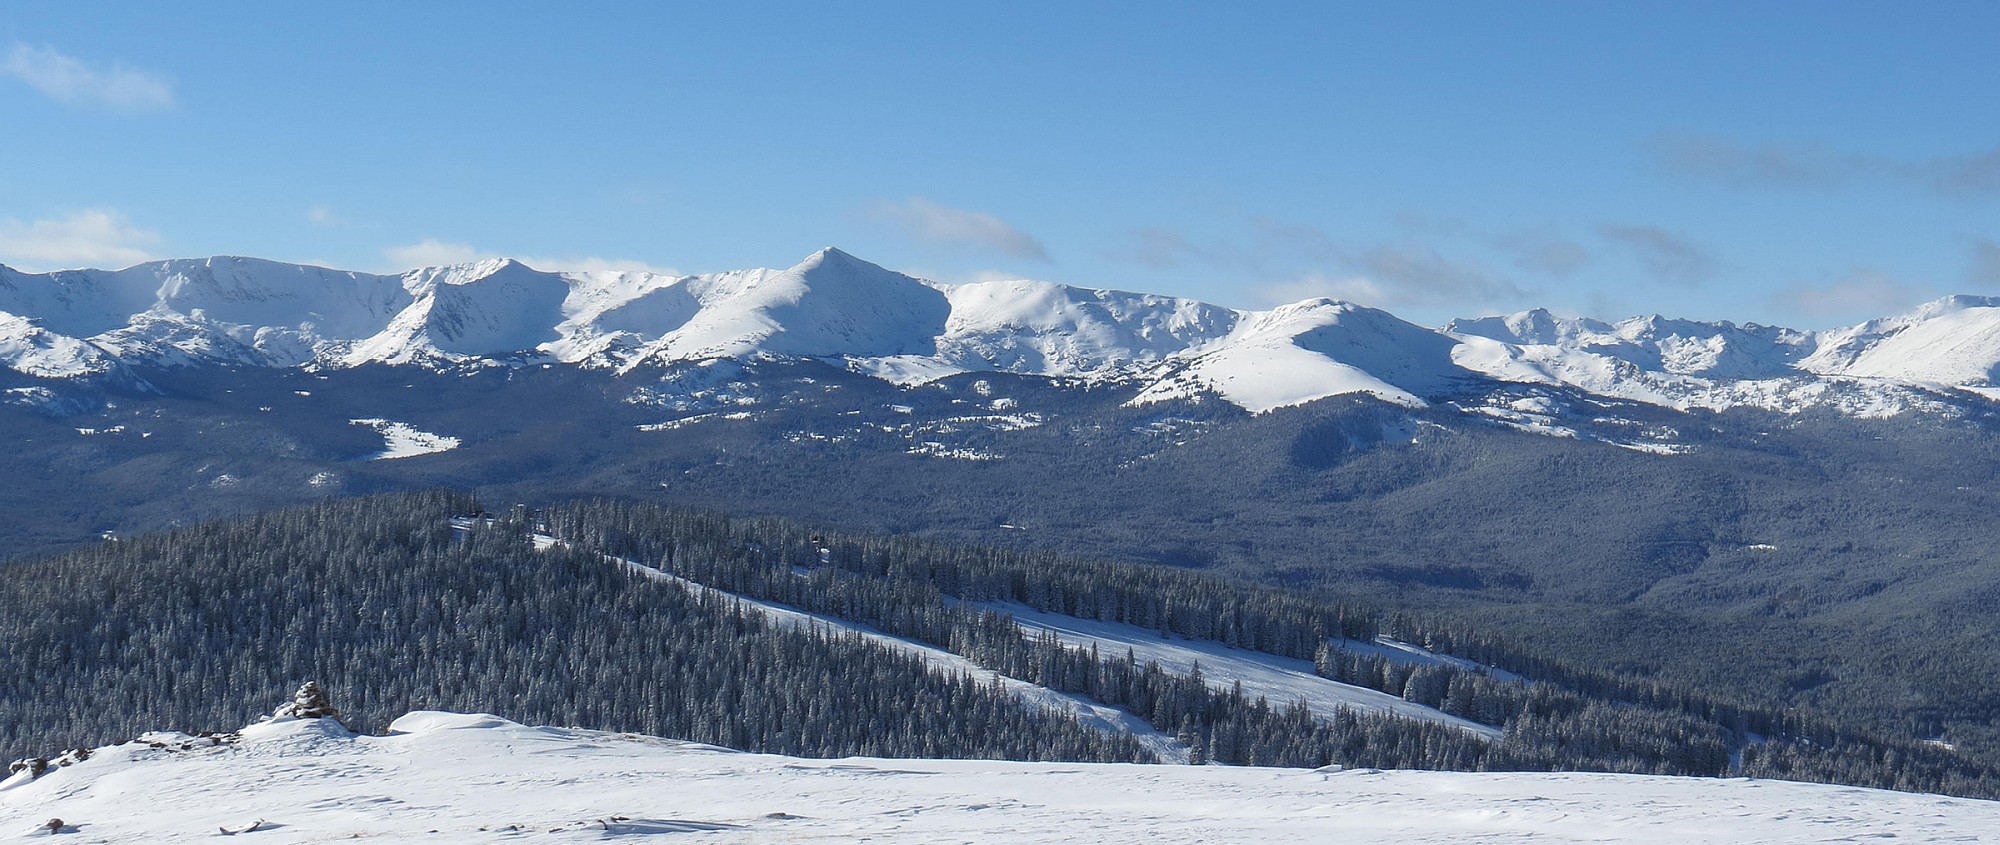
1356, 243, 1527, 303
1770, 270, 1933, 323
1651, 132, 2000, 198
1596, 224, 1718, 287
1112, 227, 1215, 270
1108, 219, 1342, 277
1252, 243, 1525, 309
1112, 218, 1531, 311
381, 238, 677, 276
1932, 149, 2000, 198
1255, 273, 1389, 307
307, 206, 353, 229
529, 256, 681, 276
1496, 233, 1592, 277
866, 197, 1049, 261
1971, 237, 2000, 289
3, 43, 175, 115
1648, 134, 1866, 189
384, 239, 484, 268
0, 209, 162, 270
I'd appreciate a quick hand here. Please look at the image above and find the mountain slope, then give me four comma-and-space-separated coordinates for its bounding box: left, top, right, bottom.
1803, 295, 2000, 389
9, 250, 2000, 419
1137, 298, 1473, 411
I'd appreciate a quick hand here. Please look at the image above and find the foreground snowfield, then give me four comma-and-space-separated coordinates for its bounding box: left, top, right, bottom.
5, 713, 1998, 843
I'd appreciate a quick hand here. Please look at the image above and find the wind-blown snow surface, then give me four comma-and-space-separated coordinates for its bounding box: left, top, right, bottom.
10, 251, 2000, 418
4, 712, 1997, 844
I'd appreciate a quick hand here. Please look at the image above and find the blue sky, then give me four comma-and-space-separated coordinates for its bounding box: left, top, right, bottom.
2, 2, 1997, 328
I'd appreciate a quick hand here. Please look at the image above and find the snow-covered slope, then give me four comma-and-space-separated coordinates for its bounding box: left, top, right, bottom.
1804, 295, 2000, 389
981, 600, 1501, 738
11, 251, 2000, 421
1444, 309, 1836, 412
0, 312, 115, 377
344, 259, 567, 365
618, 247, 952, 366
933, 279, 1238, 378
0, 258, 413, 369
5, 711, 1995, 843
1135, 299, 1474, 412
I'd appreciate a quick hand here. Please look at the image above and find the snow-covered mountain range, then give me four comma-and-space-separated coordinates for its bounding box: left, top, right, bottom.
7, 248, 2000, 417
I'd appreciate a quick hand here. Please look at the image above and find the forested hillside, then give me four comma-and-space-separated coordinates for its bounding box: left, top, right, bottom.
10, 359, 2000, 767
0, 492, 1143, 766
5, 493, 1996, 799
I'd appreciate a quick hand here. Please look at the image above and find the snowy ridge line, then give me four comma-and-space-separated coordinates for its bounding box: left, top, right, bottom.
12, 251, 2000, 420
7, 709, 1999, 844
510, 528, 1187, 762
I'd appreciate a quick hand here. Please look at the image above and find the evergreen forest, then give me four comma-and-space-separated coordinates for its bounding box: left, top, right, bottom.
3, 492, 1996, 799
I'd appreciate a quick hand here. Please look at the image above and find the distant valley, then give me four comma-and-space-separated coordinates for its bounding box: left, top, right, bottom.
8, 251, 2000, 781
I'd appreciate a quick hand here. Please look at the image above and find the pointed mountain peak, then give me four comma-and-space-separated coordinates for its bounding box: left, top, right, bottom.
779, 248, 932, 294
472, 257, 531, 274
789, 246, 883, 275
403, 257, 544, 289
1268, 296, 1362, 316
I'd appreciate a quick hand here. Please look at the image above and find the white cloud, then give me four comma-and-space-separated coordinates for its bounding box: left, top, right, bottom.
1650, 132, 2000, 199
1254, 273, 1390, 308
523, 255, 680, 276
381, 239, 677, 276
1596, 224, 1719, 287
1496, 234, 1591, 277
384, 238, 485, 268
1933, 148, 2000, 197
4, 43, 175, 114
307, 206, 351, 228
1970, 237, 2000, 289
1770, 270, 1932, 323
867, 197, 1050, 261
1110, 227, 1212, 270
0, 209, 162, 270
1649, 134, 1867, 189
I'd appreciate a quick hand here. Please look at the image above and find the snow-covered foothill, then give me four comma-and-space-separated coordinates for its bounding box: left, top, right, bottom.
4, 710, 1997, 844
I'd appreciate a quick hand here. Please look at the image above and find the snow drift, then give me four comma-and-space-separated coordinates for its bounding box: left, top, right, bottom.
4, 710, 1995, 843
